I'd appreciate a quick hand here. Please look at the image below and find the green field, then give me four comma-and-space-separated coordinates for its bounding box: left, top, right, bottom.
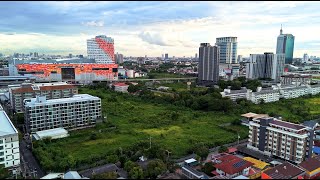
33, 87, 248, 171
307, 97, 320, 115
33, 85, 320, 172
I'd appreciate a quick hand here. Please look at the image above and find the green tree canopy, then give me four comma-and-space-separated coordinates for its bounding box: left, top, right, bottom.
129, 166, 144, 179
145, 159, 167, 179
0, 164, 10, 179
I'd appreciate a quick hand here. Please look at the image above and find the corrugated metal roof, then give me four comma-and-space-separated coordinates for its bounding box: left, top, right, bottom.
0, 106, 18, 136
34, 128, 68, 139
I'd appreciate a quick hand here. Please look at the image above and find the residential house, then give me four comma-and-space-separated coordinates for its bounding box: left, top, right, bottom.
213, 155, 254, 178
261, 162, 305, 179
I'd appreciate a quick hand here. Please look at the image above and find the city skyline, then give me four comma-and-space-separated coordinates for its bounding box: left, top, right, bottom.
1, 1, 320, 57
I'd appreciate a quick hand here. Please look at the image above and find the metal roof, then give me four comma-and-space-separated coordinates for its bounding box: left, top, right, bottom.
25, 94, 100, 107
34, 128, 69, 140
64, 171, 82, 179
0, 106, 18, 136
185, 158, 197, 164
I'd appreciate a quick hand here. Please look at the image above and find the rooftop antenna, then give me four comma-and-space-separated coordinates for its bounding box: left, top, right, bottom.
280, 24, 283, 35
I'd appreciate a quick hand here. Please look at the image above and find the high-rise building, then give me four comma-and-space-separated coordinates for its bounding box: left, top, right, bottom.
162, 54, 164, 60
87, 35, 115, 64
69, 54, 72, 58
24, 94, 102, 133
237, 55, 243, 62
303, 53, 309, 63
9, 82, 78, 113
0, 105, 20, 170
165, 53, 169, 60
198, 43, 220, 84
246, 52, 285, 82
276, 26, 295, 64
215, 37, 238, 64
115, 52, 124, 64
247, 116, 318, 164
195, 53, 198, 59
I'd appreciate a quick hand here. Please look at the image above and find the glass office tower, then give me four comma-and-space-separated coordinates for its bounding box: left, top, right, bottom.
276, 26, 295, 64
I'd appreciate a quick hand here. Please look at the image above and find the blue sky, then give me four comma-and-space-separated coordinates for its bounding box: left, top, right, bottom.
1, 1, 320, 57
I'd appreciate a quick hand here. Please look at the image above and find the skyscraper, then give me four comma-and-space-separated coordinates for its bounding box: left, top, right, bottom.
303, 53, 309, 63
276, 26, 295, 64
215, 37, 238, 64
165, 53, 169, 60
198, 43, 220, 84
246, 52, 285, 82
195, 53, 198, 59
87, 35, 115, 64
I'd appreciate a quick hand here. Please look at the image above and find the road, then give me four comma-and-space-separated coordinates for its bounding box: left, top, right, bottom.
20, 139, 45, 178
93, 77, 198, 82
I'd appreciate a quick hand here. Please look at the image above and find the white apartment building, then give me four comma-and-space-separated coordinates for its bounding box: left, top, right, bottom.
24, 94, 102, 133
9, 82, 78, 113
87, 35, 115, 64
0, 105, 20, 170
248, 89, 280, 104
220, 88, 248, 101
248, 117, 317, 164
223, 84, 320, 104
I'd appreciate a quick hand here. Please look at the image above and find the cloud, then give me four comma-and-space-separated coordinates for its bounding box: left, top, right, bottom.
82, 21, 104, 27
138, 31, 171, 46
3, 2, 320, 57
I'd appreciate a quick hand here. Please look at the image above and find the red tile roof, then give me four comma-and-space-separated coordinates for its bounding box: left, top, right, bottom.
299, 156, 320, 172
214, 155, 254, 175
263, 162, 305, 179
228, 147, 237, 153
113, 83, 129, 87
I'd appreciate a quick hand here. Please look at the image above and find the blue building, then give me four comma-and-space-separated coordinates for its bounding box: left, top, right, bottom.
276, 26, 295, 64
215, 37, 238, 64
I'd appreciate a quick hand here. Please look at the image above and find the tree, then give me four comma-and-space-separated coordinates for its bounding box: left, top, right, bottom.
129, 166, 144, 179
128, 84, 138, 93
0, 164, 10, 179
230, 80, 242, 90
202, 162, 216, 176
259, 98, 265, 104
67, 155, 76, 169
145, 159, 167, 179
148, 74, 155, 79
124, 160, 138, 172
219, 145, 228, 153
90, 132, 98, 140
107, 155, 119, 164
194, 145, 209, 160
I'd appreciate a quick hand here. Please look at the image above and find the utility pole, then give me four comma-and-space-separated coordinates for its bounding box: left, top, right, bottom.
119, 147, 123, 156
237, 133, 240, 145
149, 136, 152, 150
30, 168, 37, 178
165, 150, 171, 162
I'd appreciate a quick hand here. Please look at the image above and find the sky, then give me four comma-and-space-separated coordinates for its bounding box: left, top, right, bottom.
1, 1, 320, 58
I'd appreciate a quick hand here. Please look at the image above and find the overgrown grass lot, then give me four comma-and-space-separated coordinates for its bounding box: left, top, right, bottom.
33, 83, 320, 172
